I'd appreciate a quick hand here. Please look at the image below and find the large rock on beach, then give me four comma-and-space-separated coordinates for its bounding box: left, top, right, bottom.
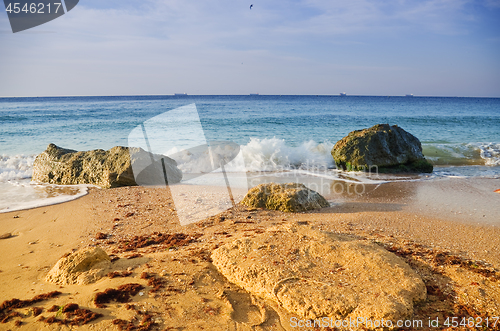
241, 183, 329, 212
45, 247, 111, 285
212, 223, 427, 325
332, 124, 433, 173
32, 143, 182, 188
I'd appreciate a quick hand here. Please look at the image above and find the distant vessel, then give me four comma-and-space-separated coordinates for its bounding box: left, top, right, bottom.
405, 94, 414, 97
339, 92, 346, 96
249, 93, 259, 96
174, 93, 188, 96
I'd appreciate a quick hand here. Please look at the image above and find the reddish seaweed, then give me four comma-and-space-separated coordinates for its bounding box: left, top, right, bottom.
39, 303, 103, 326
107, 270, 133, 278
64, 307, 103, 325
94, 284, 144, 308
112, 314, 154, 331
386, 245, 500, 281
95, 232, 108, 240
140, 272, 165, 293
0, 291, 62, 321
47, 305, 59, 312
62, 303, 79, 313
126, 253, 143, 259
117, 232, 200, 252
32, 307, 43, 316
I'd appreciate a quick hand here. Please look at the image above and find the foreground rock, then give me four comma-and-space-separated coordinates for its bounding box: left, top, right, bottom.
32, 143, 182, 188
212, 223, 426, 324
332, 124, 433, 173
241, 183, 329, 212
45, 247, 111, 285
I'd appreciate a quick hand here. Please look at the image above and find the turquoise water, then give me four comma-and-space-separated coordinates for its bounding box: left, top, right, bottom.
1, 95, 499, 211
1, 95, 499, 155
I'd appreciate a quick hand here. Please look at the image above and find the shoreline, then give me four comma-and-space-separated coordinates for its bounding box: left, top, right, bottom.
1, 180, 500, 330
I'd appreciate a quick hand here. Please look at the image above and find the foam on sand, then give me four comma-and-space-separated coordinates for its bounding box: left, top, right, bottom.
0, 181, 89, 213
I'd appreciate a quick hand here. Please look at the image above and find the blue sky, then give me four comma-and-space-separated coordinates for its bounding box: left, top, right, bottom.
1, 0, 499, 96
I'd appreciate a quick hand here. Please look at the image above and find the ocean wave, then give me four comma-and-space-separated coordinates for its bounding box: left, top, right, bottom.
422, 143, 500, 166
1, 141, 498, 186
0, 154, 35, 182
240, 138, 335, 172
166, 138, 335, 173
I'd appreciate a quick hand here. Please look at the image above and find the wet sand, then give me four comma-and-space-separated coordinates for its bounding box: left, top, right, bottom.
1, 178, 499, 330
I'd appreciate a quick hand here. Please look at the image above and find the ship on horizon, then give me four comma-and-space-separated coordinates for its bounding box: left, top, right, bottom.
339, 92, 346, 96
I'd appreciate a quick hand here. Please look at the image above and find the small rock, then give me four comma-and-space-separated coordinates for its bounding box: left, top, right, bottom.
241, 183, 329, 212
45, 247, 111, 285
0, 233, 12, 240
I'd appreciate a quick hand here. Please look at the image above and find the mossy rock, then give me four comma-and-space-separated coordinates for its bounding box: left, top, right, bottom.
241, 183, 329, 212
332, 124, 433, 173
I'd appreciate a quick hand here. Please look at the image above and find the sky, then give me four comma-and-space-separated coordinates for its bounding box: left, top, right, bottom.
0, 0, 499, 97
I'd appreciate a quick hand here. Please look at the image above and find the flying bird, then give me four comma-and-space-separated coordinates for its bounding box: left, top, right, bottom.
250, 4, 253, 9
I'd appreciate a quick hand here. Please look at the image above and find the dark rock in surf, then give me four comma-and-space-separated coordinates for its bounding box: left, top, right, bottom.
331, 124, 433, 173
32, 144, 182, 188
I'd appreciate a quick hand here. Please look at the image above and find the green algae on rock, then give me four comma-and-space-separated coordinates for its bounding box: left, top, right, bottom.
331, 124, 433, 173
241, 183, 329, 212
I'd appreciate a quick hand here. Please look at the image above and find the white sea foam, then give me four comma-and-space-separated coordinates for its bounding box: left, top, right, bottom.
165, 137, 335, 173
240, 137, 335, 172
0, 181, 89, 213
477, 143, 500, 166
0, 154, 35, 182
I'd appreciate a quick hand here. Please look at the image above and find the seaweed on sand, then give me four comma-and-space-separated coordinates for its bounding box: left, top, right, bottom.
38, 303, 103, 326
107, 270, 133, 278
0, 291, 62, 322
32, 307, 43, 316
94, 283, 144, 308
112, 314, 154, 331
140, 272, 165, 293
116, 232, 201, 252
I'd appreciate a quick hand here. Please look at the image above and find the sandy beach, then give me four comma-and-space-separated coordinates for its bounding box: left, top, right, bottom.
1, 178, 499, 330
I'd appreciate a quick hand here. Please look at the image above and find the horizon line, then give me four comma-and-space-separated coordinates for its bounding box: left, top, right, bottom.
1, 93, 499, 99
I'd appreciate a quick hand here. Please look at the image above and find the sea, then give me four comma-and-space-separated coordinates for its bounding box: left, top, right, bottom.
1, 95, 499, 213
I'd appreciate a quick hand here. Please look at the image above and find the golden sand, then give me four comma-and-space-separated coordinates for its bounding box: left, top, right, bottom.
1, 180, 499, 330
